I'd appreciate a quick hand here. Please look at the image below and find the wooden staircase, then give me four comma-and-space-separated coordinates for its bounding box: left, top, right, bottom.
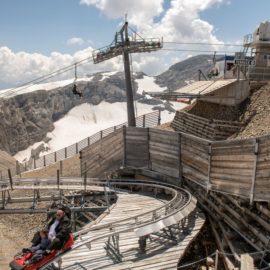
171, 111, 242, 140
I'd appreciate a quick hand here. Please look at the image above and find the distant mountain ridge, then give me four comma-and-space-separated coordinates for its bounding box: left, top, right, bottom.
155, 54, 224, 91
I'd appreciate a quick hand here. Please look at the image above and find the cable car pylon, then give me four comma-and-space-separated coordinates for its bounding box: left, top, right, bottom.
92, 20, 163, 126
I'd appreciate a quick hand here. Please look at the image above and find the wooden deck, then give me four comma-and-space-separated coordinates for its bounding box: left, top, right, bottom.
62, 192, 205, 270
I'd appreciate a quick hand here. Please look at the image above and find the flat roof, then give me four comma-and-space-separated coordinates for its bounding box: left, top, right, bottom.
174, 79, 237, 96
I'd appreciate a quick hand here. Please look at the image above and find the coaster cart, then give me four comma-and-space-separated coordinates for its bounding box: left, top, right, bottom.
9, 234, 74, 270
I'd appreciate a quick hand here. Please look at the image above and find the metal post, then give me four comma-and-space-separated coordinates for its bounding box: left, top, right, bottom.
143, 115, 146, 128
54, 152, 57, 162
84, 172, 87, 191
8, 169, 13, 190
158, 109, 161, 125
60, 160, 63, 177
178, 133, 182, 185
57, 170, 60, 190
215, 250, 219, 270
84, 162, 87, 178
123, 22, 136, 127
123, 126, 127, 167
207, 143, 212, 192
147, 128, 151, 170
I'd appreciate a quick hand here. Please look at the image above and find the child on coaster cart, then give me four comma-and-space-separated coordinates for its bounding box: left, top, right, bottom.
10, 207, 73, 270
23, 229, 51, 265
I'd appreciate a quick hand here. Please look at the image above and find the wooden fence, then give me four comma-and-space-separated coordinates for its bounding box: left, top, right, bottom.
80, 128, 124, 178
171, 111, 242, 140
1, 110, 160, 175
79, 126, 270, 202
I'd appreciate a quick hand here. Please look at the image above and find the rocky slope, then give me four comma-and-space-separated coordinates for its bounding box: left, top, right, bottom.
174, 83, 270, 139
0, 72, 137, 155
235, 82, 270, 138
155, 54, 224, 91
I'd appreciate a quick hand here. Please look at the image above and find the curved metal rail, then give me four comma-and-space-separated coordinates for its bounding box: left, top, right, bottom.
3, 177, 196, 269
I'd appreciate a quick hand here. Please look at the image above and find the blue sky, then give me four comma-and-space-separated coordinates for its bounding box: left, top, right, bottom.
0, 0, 269, 89
0, 0, 120, 54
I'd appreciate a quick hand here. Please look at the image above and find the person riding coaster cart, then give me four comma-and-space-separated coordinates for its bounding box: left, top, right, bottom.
10, 207, 74, 270
9, 234, 74, 270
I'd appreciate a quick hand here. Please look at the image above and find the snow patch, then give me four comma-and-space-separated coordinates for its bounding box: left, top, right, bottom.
14, 100, 187, 162
136, 76, 166, 95
99, 71, 118, 81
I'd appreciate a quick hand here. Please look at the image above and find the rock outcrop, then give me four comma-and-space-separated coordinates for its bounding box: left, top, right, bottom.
0, 72, 130, 155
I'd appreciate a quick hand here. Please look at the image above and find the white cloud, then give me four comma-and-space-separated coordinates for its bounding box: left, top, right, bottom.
67, 37, 84, 45
0, 46, 125, 90
80, 0, 164, 25
77, 0, 230, 76
80, 0, 226, 46
0, 0, 233, 89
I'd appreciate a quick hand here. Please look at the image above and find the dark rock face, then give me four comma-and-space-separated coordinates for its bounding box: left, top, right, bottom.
0, 72, 130, 155
155, 55, 224, 91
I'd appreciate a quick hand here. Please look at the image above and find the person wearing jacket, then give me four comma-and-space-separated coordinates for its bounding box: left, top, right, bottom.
31, 209, 72, 253
45, 209, 72, 252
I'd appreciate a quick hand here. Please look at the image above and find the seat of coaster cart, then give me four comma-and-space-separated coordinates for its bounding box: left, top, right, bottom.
9, 234, 74, 270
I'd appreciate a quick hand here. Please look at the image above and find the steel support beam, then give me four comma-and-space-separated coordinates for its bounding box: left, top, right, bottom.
0, 206, 107, 214
123, 50, 136, 127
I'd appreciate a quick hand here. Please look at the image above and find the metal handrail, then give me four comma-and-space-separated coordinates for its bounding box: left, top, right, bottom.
37, 178, 195, 270
1, 178, 182, 230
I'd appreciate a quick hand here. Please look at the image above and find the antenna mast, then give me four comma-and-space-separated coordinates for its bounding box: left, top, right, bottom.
92, 21, 163, 126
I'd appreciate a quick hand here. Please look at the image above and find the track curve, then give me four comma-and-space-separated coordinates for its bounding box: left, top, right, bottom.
2, 177, 198, 269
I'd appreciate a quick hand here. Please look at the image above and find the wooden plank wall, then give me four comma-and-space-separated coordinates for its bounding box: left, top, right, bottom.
255, 135, 270, 201
80, 128, 124, 178
149, 129, 180, 178
125, 127, 149, 168
80, 125, 270, 202
124, 128, 270, 202
210, 138, 256, 198
181, 133, 210, 187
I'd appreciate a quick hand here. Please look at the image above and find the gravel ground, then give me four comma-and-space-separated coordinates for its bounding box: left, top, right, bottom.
235, 83, 270, 138
0, 190, 47, 268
